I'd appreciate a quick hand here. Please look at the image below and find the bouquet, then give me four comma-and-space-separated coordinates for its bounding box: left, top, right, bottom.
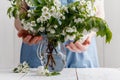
7, 0, 112, 71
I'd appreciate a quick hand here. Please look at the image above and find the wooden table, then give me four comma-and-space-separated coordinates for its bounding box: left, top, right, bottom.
0, 68, 120, 80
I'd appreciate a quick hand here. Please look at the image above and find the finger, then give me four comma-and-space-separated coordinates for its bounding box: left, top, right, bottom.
82, 36, 91, 45
75, 41, 83, 50
35, 36, 43, 44
20, 7, 27, 13
66, 45, 77, 52
22, 0, 30, 10
18, 30, 24, 38
67, 42, 81, 52
29, 36, 39, 44
75, 41, 88, 51
23, 35, 32, 44
18, 30, 28, 38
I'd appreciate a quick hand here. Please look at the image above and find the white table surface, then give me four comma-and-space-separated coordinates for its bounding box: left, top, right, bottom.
0, 68, 120, 80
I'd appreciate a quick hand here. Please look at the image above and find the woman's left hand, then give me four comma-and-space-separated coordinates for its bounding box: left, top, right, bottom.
66, 32, 96, 53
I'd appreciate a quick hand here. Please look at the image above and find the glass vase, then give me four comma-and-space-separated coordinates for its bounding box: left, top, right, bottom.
37, 36, 66, 72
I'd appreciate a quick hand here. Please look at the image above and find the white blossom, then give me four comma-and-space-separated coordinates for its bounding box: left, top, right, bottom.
86, 1, 92, 10
29, 27, 34, 31
49, 7, 56, 16
74, 18, 84, 23
90, 10, 96, 16
61, 15, 65, 20
66, 27, 74, 33
54, 25, 58, 28
40, 16, 47, 22
13, 61, 29, 73
65, 35, 76, 41
21, 19, 25, 24
72, 26, 77, 32
80, 0, 86, 5
37, 66, 45, 76
31, 21, 36, 25
44, 69, 49, 73
81, 7, 85, 12
61, 6, 68, 13
49, 9, 55, 16
26, 23, 31, 27
53, 0, 61, 7
51, 6, 56, 10
61, 30, 66, 35
50, 29, 55, 34
37, 66, 49, 76
42, 12, 51, 20
22, 61, 29, 68
27, 13, 31, 17
39, 27, 45, 32
91, 28, 98, 32
21, 68, 29, 73
27, 10, 31, 13
31, 21, 36, 26
53, 12, 61, 18
42, 6, 49, 12
72, 7, 76, 10
37, 18, 41, 23
82, 29, 90, 35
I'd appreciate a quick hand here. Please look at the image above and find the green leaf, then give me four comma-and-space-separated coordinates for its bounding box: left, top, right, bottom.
50, 72, 60, 76
7, 7, 12, 18
85, 16, 112, 43
12, 8, 17, 18
7, 7, 12, 14
105, 26, 112, 43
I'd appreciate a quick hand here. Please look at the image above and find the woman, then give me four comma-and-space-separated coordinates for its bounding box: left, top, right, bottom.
15, 0, 104, 69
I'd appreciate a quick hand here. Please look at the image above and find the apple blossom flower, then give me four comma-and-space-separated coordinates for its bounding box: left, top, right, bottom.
42, 6, 49, 12
61, 15, 65, 20
37, 18, 41, 23
43, 12, 51, 19
31, 21, 36, 26
37, 66, 45, 76
54, 25, 58, 28
65, 35, 76, 41
53, 0, 61, 7
66, 27, 74, 33
50, 29, 55, 34
37, 66, 49, 76
61, 30, 66, 35
61, 6, 68, 13
72, 7, 76, 10
27, 13, 31, 17
40, 16, 47, 22
91, 28, 98, 32
39, 27, 45, 32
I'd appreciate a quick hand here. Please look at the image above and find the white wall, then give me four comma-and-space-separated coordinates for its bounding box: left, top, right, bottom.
104, 0, 120, 68
0, 0, 120, 69
0, 0, 14, 69
0, 0, 21, 69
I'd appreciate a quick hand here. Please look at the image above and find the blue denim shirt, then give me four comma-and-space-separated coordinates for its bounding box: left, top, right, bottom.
20, 0, 99, 71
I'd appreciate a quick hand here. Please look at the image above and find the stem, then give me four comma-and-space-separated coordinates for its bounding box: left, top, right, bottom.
45, 40, 56, 69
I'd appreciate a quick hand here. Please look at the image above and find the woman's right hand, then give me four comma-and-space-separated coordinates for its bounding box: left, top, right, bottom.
18, 30, 43, 45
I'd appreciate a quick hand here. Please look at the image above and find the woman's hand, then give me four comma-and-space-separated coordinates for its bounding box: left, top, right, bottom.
14, 0, 42, 45
66, 32, 96, 53
18, 30, 42, 45
19, 0, 29, 14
